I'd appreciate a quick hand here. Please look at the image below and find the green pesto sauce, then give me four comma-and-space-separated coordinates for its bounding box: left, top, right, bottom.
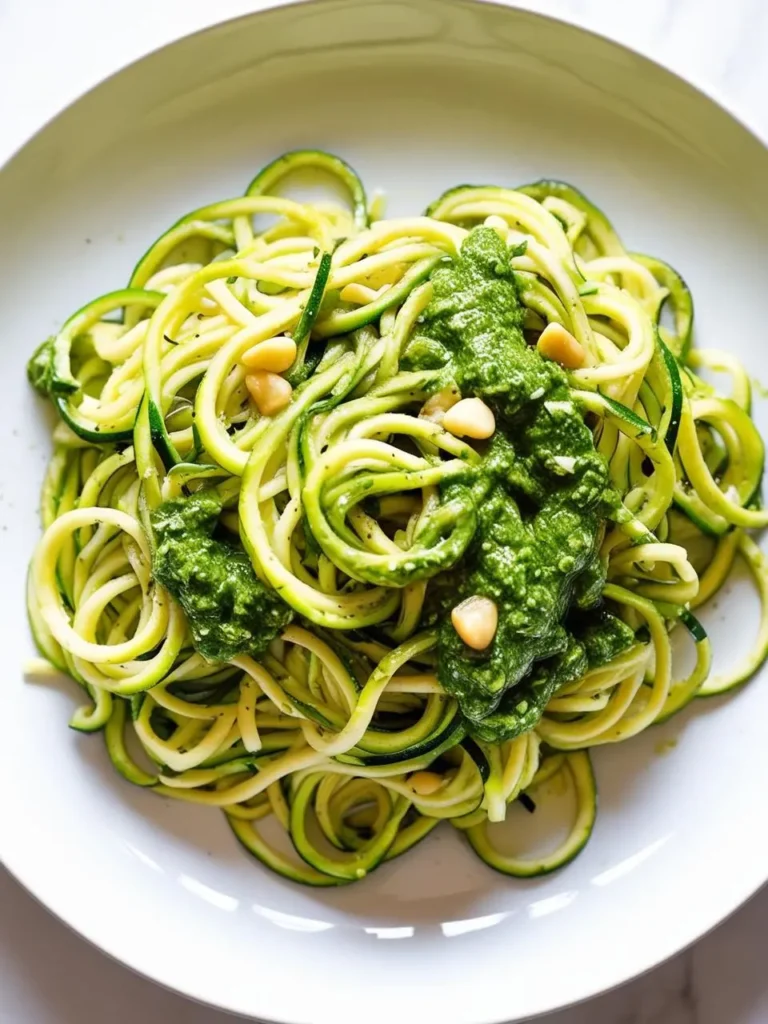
27, 336, 55, 397
569, 609, 637, 670
151, 491, 293, 662
412, 226, 632, 741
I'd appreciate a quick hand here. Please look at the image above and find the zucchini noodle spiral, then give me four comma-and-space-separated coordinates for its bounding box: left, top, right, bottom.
26, 151, 768, 884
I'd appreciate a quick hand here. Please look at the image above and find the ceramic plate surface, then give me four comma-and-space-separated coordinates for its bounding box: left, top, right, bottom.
2, 2, 767, 1021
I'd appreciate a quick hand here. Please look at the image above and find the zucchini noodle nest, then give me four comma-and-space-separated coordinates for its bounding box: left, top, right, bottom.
26, 150, 768, 884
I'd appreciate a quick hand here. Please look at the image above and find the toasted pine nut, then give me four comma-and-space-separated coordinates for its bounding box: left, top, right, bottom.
409, 771, 444, 796
242, 336, 297, 373
537, 322, 586, 369
245, 371, 293, 416
420, 386, 461, 423
443, 398, 495, 439
552, 455, 577, 474
451, 596, 498, 650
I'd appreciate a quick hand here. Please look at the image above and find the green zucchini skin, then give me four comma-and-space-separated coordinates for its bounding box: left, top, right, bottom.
246, 149, 369, 230
286, 251, 332, 385
228, 814, 350, 887
104, 699, 158, 785
48, 289, 164, 442
633, 252, 694, 360
656, 336, 683, 455
465, 752, 597, 877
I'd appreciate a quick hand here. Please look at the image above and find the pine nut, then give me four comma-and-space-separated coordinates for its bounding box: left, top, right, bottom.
443, 397, 496, 439
537, 322, 586, 369
451, 596, 498, 650
409, 771, 444, 796
242, 336, 297, 373
420, 386, 461, 423
245, 371, 293, 416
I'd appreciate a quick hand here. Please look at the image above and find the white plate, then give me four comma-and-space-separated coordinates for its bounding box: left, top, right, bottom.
2, 2, 768, 1021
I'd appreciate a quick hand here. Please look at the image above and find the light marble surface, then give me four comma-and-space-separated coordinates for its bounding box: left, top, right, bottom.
1, 1, 767, 1022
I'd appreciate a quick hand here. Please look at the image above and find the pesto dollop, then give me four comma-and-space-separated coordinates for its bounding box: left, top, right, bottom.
27, 336, 55, 397
151, 491, 293, 662
412, 227, 632, 740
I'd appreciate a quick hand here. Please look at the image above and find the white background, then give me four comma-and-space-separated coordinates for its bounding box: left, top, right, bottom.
1, 1, 767, 1022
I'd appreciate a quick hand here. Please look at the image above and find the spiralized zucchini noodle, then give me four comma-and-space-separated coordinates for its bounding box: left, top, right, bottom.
26, 151, 768, 884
